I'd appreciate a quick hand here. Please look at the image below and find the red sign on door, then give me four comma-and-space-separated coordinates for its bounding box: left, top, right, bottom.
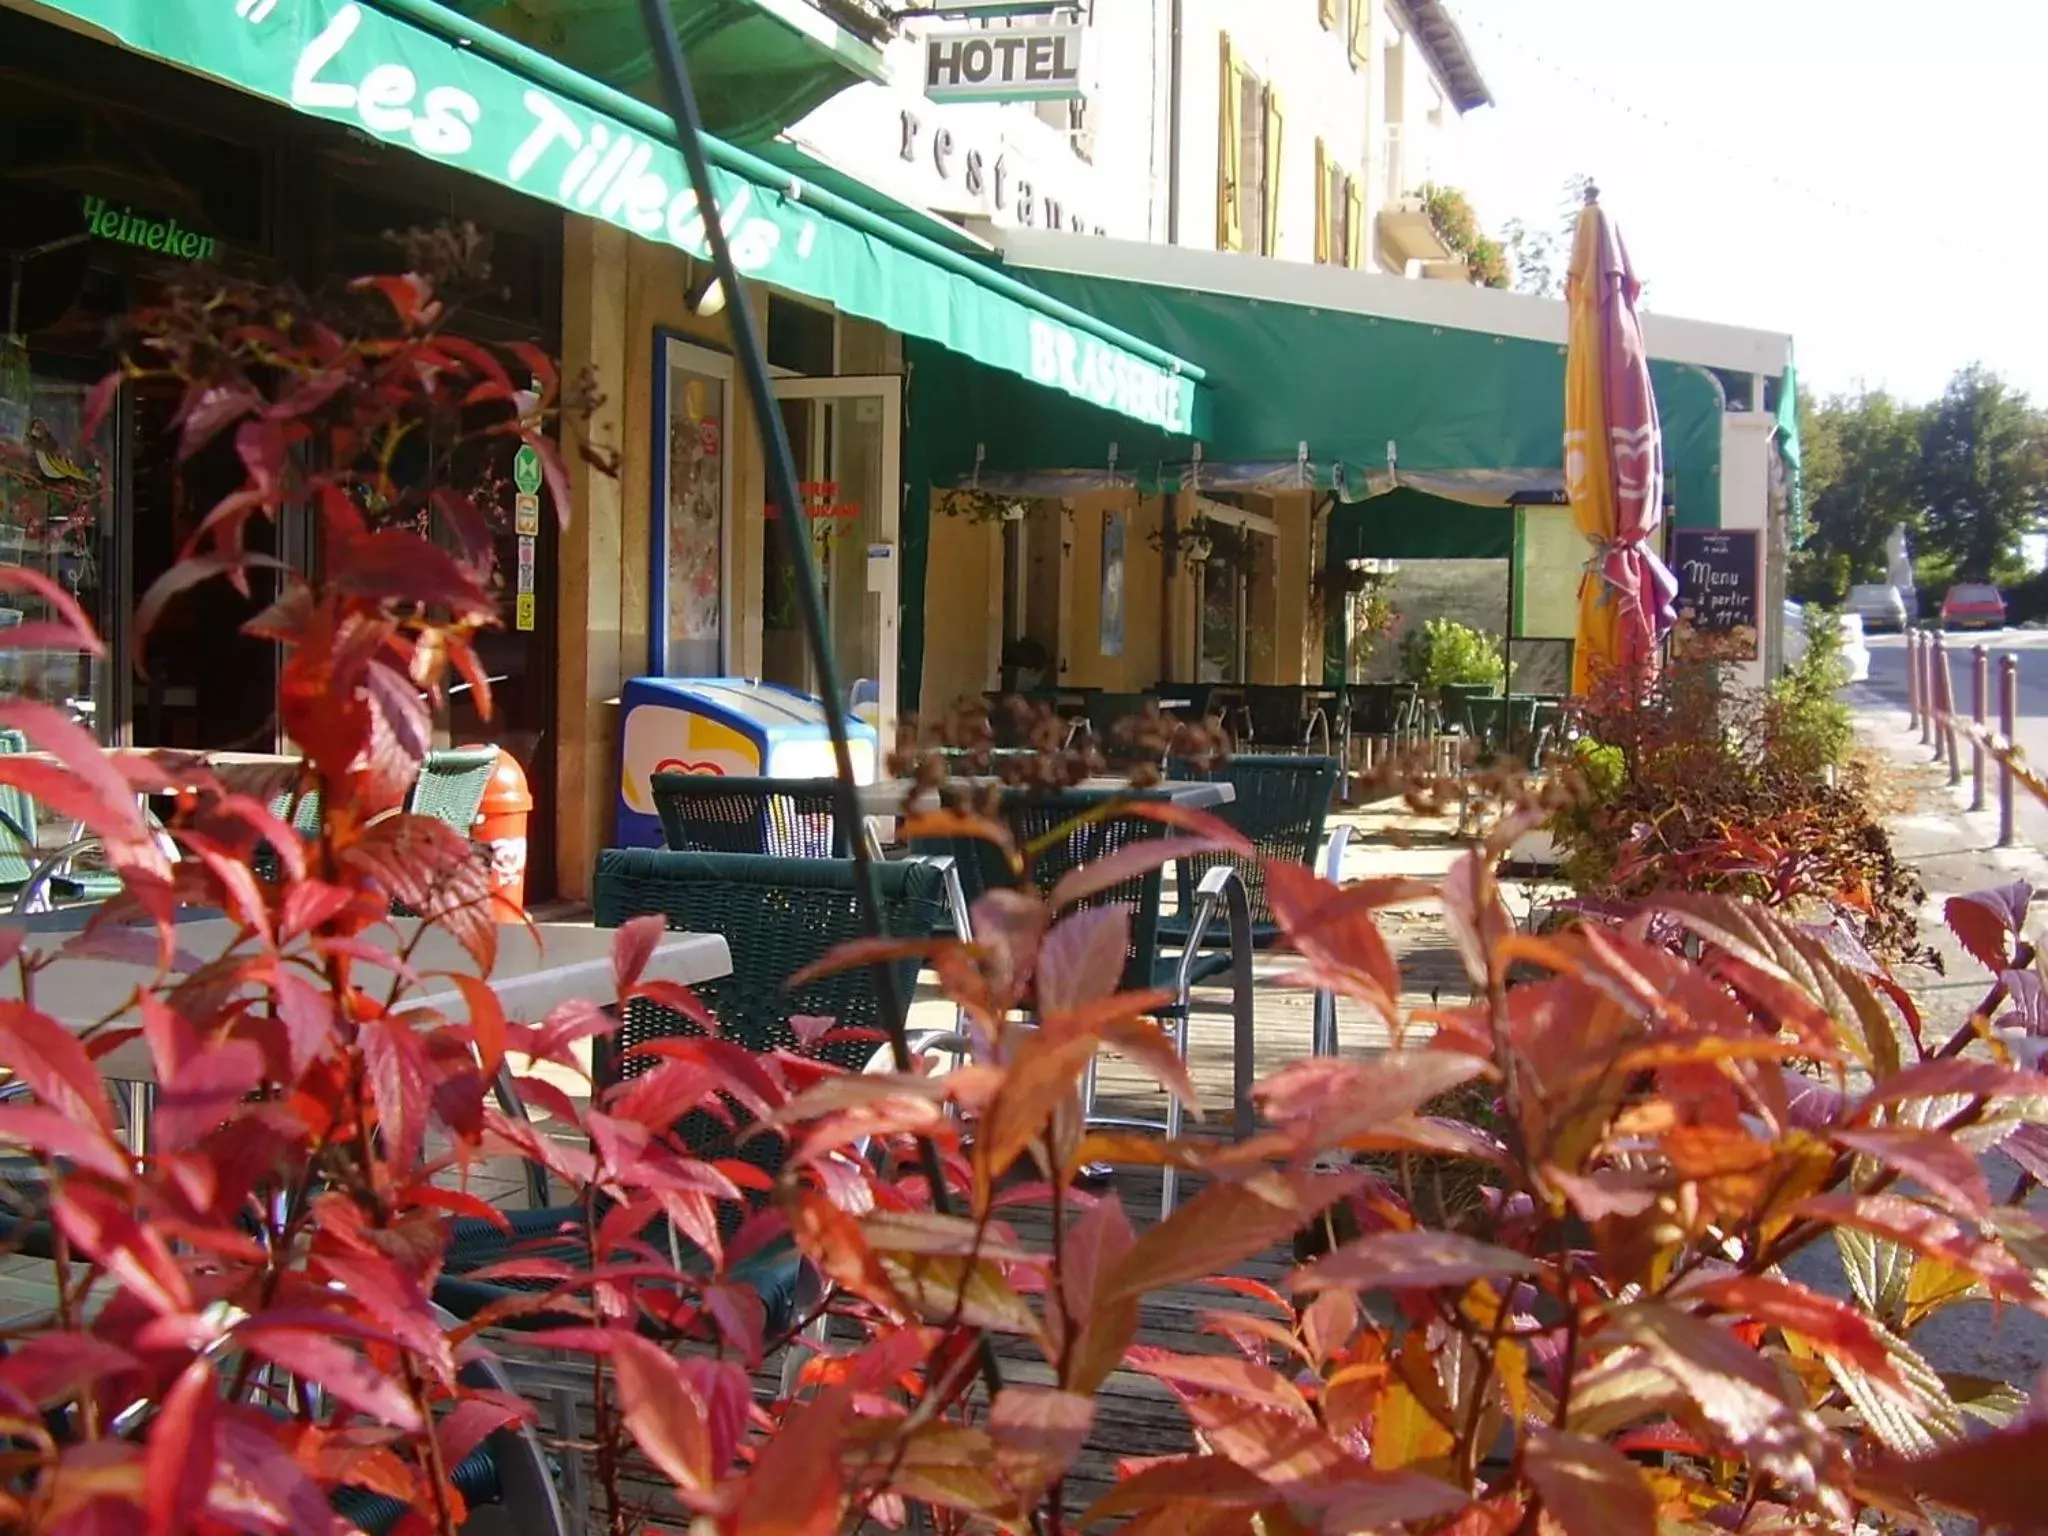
766, 480, 861, 519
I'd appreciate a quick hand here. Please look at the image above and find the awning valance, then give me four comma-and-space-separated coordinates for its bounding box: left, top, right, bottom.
7, 0, 1205, 438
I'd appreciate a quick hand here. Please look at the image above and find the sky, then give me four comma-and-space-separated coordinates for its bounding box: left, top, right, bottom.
1442, 0, 2048, 407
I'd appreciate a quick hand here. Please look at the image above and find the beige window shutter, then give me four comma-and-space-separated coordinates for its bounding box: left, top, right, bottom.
1319, 0, 1337, 29
1345, 174, 1365, 267
1314, 140, 1331, 264
1218, 34, 1243, 251
1262, 85, 1285, 256
1348, 0, 1371, 69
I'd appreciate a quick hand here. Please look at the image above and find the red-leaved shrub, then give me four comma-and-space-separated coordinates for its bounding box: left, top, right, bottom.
0, 245, 2041, 1536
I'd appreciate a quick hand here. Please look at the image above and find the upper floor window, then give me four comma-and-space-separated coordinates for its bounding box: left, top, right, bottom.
1314, 141, 1365, 268
1219, 33, 1283, 255
1319, 0, 1372, 69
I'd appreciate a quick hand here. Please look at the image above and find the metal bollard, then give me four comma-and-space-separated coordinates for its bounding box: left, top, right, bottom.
1972, 645, 1989, 812
2000, 653, 2019, 848
1941, 639, 1963, 786
1930, 632, 1948, 762
1906, 629, 1922, 731
1920, 631, 1939, 747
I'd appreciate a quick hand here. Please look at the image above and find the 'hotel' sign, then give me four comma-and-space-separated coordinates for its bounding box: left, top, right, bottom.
923, 23, 1084, 103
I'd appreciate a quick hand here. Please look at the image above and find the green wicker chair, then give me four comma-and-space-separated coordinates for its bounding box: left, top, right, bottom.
256, 750, 494, 903
432, 851, 949, 1343
0, 775, 128, 915
1234, 685, 1335, 757
406, 746, 501, 833
0, 720, 127, 912
650, 772, 971, 946
1162, 756, 1345, 939
1342, 682, 1424, 781
1527, 698, 1569, 767
1162, 755, 1350, 1067
1460, 696, 1541, 764
914, 787, 1252, 1214
255, 782, 323, 872
1433, 682, 1495, 736
1078, 692, 1177, 769
650, 772, 849, 857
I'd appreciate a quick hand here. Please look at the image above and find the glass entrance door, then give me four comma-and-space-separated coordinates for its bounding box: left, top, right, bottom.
763, 376, 902, 749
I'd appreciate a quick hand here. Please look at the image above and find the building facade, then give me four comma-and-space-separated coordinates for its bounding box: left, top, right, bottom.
785, 0, 1493, 269
779, 2, 1501, 721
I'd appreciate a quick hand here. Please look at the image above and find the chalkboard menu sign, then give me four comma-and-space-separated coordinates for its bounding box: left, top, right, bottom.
1670, 529, 1760, 661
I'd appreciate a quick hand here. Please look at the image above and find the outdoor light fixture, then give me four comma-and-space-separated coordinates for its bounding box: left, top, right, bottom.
687, 268, 726, 318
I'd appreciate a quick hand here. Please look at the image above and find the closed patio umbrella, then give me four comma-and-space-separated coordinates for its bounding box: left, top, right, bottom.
1566, 187, 1676, 693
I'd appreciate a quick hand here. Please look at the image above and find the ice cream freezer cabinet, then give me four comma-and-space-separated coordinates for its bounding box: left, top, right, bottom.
614, 677, 879, 847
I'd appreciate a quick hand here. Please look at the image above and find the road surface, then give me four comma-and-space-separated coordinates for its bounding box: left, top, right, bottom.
1853, 629, 2048, 851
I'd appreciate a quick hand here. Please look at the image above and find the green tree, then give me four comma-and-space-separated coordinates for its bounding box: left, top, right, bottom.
1501, 217, 1560, 297
1499, 173, 1595, 298
1794, 387, 1925, 598
1916, 364, 2048, 581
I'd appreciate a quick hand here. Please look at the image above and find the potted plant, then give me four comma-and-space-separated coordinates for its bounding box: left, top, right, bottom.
1399, 617, 1511, 692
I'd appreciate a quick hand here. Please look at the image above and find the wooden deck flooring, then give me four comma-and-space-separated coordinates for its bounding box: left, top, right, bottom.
0, 805, 1500, 1529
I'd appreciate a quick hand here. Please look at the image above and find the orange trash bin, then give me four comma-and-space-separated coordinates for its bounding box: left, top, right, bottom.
470, 747, 533, 921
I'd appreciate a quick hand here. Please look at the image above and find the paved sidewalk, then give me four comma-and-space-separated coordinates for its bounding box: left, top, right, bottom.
1775, 699, 2048, 1400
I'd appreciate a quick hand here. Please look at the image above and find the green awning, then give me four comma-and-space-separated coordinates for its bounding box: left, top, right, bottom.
8, 0, 1204, 439
912, 257, 1726, 529
1775, 354, 1805, 548
1327, 488, 1516, 563
439, 0, 889, 143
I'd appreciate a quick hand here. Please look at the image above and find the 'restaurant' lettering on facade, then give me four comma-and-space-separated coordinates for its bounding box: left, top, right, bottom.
895, 107, 1104, 236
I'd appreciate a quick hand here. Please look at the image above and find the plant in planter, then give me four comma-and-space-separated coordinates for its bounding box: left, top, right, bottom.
936, 487, 1032, 525
1349, 573, 1401, 676
1417, 182, 1512, 288
1307, 561, 1399, 679
1150, 511, 1259, 576
1401, 615, 1512, 690
1549, 653, 1927, 962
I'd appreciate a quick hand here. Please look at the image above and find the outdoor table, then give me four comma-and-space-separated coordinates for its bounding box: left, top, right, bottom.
0, 914, 734, 1093
858, 776, 1235, 818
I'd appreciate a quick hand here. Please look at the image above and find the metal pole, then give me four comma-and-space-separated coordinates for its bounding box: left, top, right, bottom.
1972, 644, 1989, 812
633, 0, 1028, 1424
2000, 653, 2019, 848
633, 0, 950, 1172
1939, 636, 1962, 785
1930, 631, 1949, 764
1906, 628, 1921, 731
1919, 630, 1937, 747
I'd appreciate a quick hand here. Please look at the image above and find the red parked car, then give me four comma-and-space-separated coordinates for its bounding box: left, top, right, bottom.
1940, 583, 2007, 630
